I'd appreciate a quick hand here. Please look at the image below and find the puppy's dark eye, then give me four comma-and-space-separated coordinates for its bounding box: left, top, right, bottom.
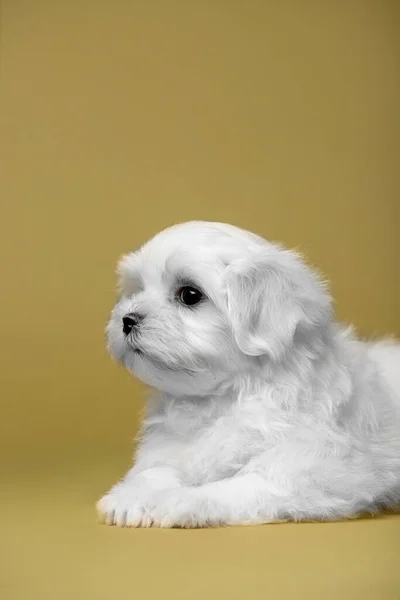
177, 286, 203, 306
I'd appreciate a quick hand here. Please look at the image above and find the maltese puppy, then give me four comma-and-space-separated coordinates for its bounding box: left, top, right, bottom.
98, 221, 400, 527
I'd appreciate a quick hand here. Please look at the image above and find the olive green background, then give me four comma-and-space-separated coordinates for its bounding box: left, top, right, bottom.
1, 1, 399, 599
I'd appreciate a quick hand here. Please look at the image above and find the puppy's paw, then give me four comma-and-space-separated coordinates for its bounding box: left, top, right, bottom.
149, 489, 221, 528
96, 482, 153, 528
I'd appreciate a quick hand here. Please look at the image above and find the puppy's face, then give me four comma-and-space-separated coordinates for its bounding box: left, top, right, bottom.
107, 222, 332, 396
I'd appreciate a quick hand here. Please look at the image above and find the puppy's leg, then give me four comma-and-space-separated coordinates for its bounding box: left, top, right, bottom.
149, 473, 284, 528
148, 473, 370, 528
97, 466, 181, 527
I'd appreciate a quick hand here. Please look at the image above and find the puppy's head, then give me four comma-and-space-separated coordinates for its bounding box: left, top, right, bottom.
107, 222, 332, 396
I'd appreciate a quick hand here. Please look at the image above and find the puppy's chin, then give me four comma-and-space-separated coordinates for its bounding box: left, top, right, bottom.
122, 348, 224, 397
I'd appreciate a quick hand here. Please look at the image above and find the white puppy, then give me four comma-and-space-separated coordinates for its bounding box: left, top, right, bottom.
98, 221, 400, 527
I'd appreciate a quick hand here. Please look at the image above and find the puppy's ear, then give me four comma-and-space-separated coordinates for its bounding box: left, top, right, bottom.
116, 252, 139, 295
224, 247, 332, 360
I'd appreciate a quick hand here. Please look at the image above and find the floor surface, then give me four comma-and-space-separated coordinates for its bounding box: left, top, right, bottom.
1, 455, 399, 600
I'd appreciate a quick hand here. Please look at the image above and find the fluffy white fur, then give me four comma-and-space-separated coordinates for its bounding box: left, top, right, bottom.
98, 221, 400, 528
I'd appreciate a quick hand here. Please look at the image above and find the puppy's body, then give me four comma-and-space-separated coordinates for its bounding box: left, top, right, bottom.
99, 222, 400, 527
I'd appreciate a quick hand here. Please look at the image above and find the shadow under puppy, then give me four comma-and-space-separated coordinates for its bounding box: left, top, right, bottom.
98, 221, 400, 527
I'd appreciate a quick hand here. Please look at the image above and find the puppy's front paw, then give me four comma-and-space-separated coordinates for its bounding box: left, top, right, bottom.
150, 489, 220, 528
97, 482, 153, 528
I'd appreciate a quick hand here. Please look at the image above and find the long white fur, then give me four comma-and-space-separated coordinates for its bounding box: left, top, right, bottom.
98, 221, 400, 527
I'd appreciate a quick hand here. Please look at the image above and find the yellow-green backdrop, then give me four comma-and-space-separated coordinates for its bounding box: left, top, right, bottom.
1, 2, 399, 599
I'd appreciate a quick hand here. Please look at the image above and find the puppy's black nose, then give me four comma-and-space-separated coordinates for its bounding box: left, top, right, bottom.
122, 313, 140, 336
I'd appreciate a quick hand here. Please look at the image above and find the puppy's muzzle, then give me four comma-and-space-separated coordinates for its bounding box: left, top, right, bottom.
122, 313, 142, 336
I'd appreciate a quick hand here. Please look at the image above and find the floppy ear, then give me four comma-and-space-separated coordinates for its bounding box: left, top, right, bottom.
224, 246, 332, 360
115, 252, 140, 295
